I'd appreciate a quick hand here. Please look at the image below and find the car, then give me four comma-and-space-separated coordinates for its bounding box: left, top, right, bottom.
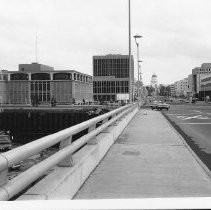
150, 101, 158, 110
0, 132, 12, 152
156, 102, 170, 110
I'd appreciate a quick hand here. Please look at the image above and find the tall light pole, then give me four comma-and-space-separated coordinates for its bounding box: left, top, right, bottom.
128, 0, 132, 103
133, 34, 142, 103
138, 60, 143, 99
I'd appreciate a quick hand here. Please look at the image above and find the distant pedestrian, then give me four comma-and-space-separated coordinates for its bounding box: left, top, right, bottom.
51, 97, 56, 107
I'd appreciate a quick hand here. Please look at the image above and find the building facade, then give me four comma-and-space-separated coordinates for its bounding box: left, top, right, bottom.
170, 84, 176, 97
93, 54, 134, 102
1, 63, 93, 105
192, 63, 211, 96
199, 74, 211, 101
187, 74, 193, 97
0, 70, 8, 104
172, 78, 189, 98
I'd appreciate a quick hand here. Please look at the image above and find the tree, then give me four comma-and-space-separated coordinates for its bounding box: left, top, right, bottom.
146, 86, 155, 96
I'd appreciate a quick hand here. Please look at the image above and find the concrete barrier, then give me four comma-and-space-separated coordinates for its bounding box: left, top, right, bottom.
18, 106, 138, 200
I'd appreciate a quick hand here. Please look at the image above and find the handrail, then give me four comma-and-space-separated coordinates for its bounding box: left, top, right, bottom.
0, 103, 138, 200
0, 103, 134, 170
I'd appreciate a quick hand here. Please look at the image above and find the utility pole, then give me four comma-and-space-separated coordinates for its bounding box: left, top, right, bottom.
128, 0, 132, 103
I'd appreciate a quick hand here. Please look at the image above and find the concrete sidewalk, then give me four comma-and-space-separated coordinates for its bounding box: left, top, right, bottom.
74, 109, 211, 199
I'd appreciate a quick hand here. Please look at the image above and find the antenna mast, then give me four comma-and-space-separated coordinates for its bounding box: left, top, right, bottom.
35, 32, 38, 63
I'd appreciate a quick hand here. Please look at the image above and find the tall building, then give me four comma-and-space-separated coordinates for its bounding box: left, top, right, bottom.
2, 63, 93, 105
93, 54, 134, 102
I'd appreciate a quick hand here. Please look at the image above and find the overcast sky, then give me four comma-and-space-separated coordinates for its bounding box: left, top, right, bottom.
1, 0, 211, 85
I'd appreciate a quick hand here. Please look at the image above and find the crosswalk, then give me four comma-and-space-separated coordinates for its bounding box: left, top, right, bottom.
168, 113, 211, 121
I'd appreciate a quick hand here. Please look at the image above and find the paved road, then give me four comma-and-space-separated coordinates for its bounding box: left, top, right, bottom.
162, 103, 211, 171
74, 109, 211, 199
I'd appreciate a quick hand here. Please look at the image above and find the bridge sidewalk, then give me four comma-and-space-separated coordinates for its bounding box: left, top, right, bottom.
74, 109, 211, 199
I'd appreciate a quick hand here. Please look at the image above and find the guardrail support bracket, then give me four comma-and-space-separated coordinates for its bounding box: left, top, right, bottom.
58, 136, 74, 167
58, 156, 74, 167
87, 136, 98, 145
0, 169, 8, 186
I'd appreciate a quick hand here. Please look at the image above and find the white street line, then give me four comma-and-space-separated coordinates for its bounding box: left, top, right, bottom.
180, 123, 211, 125
191, 110, 203, 113
175, 115, 210, 120
168, 113, 204, 115
181, 115, 202, 120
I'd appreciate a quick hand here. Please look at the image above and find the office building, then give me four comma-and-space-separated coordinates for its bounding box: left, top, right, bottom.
2, 63, 93, 105
173, 78, 188, 97
0, 70, 8, 104
199, 74, 211, 101
93, 54, 134, 102
192, 63, 211, 96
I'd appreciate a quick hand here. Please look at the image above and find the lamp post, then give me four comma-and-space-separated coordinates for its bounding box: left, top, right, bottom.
138, 60, 143, 100
128, 0, 132, 103
133, 34, 142, 104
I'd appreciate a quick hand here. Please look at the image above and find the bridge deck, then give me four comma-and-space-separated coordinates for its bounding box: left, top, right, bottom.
74, 109, 211, 199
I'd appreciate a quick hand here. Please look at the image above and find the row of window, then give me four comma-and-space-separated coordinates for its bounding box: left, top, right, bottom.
93, 67, 129, 78
93, 81, 129, 94
199, 68, 211, 72
8, 73, 92, 83
93, 59, 129, 65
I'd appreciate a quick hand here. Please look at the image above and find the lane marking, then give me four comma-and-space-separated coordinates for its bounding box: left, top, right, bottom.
191, 110, 203, 113
173, 115, 210, 120
168, 113, 205, 115
181, 115, 202, 120
183, 115, 210, 120
180, 123, 211, 125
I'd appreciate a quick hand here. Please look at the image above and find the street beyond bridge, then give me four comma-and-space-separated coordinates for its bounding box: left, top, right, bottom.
162, 103, 211, 172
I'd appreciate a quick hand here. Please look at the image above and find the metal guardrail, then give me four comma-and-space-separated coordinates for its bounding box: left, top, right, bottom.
0, 103, 137, 200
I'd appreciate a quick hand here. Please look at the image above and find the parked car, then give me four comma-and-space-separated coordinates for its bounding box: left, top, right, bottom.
150, 101, 158, 110
0, 132, 12, 152
156, 102, 170, 110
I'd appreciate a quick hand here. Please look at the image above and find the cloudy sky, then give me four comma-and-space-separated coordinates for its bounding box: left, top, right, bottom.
1, 0, 211, 85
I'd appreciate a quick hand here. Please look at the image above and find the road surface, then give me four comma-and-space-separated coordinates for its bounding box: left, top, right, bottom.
162, 103, 211, 171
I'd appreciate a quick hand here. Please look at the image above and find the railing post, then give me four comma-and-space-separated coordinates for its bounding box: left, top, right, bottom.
0, 169, 8, 187
87, 124, 97, 145
111, 113, 119, 126
58, 136, 74, 167
0, 156, 9, 186
100, 118, 110, 133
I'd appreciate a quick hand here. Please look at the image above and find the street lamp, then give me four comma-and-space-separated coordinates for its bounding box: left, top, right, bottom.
128, 0, 132, 103
138, 60, 143, 99
133, 34, 142, 104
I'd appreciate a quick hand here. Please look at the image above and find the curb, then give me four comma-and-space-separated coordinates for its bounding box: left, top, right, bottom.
160, 112, 211, 180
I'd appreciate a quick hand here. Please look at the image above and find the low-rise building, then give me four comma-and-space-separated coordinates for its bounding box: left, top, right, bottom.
173, 78, 188, 97
2, 63, 93, 105
170, 84, 176, 97
0, 70, 8, 104
199, 74, 211, 101
192, 63, 211, 97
